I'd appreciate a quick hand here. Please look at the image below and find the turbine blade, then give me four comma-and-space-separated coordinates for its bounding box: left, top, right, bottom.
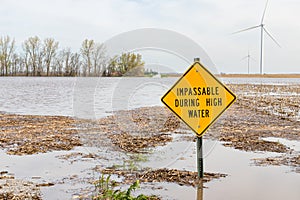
261, 0, 269, 24
241, 56, 248, 61
263, 27, 281, 47
250, 57, 257, 62
232, 25, 261, 34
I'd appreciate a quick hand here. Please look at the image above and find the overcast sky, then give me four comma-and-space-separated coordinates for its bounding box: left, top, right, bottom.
1, 0, 299, 73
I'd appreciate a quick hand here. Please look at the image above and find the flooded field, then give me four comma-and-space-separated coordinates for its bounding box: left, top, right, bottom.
0, 77, 299, 200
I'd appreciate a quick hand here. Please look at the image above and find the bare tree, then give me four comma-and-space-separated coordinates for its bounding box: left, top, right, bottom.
43, 38, 59, 76
69, 52, 81, 76
62, 48, 72, 76
92, 43, 106, 76
22, 50, 31, 76
0, 54, 3, 75
80, 39, 94, 76
11, 53, 19, 76
23, 36, 43, 76
55, 50, 64, 76
0, 36, 114, 77
17, 55, 26, 75
0, 36, 15, 76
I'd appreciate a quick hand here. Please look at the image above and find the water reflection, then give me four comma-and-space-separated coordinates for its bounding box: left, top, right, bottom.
197, 179, 203, 200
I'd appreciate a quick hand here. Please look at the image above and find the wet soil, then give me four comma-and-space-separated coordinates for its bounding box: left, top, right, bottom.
79, 107, 181, 153
214, 84, 300, 171
98, 167, 227, 187
109, 132, 172, 153
253, 154, 300, 173
1, 100, 298, 156
206, 102, 297, 153
229, 84, 300, 121
0, 171, 42, 199
0, 114, 81, 155
97, 102, 299, 155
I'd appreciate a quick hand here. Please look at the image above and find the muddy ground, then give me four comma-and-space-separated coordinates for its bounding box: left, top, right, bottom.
98, 168, 227, 187
0, 83, 299, 198
0, 114, 81, 155
0, 171, 42, 200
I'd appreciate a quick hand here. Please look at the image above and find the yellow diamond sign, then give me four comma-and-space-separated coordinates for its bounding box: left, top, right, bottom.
161, 62, 236, 137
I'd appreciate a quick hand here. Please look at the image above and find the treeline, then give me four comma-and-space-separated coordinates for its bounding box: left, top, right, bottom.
0, 35, 145, 77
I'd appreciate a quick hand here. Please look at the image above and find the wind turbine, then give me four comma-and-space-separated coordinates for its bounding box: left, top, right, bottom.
241, 50, 256, 74
233, 0, 280, 74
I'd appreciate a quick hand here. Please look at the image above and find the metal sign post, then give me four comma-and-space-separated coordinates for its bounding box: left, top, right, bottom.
197, 136, 203, 178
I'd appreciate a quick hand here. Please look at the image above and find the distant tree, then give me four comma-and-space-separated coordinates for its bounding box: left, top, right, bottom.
0, 36, 15, 76
144, 68, 158, 77
22, 50, 30, 76
80, 39, 94, 76
23, 36, 43, 76
54, 48, 80, 76
104, 52, 145, 77
18, 54, 26, 75
0, 54, 3, 75
54, 49, 68, 76
0, 36, 132, 77
43, 38, 59, 76
61, 48, 72, 76
92, 43, 106, 76
10, 53, 19, 75
104, 56, 119, 76
69, 52, 81, 76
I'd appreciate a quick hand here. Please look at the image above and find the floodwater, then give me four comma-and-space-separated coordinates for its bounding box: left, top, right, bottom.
0, 77, 299, 200
0, 77, 173, 118
1, 77, 299, 118
221, 77, 300, 85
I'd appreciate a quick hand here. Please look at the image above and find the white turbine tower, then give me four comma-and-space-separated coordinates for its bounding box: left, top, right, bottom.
241, 50, 256, 74
233, 0, 280, 74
